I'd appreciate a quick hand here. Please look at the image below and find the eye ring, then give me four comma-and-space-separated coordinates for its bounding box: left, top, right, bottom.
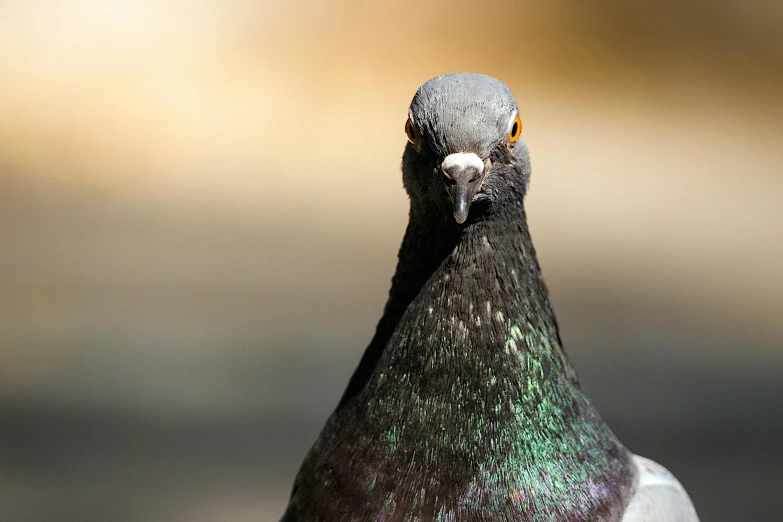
509, 114, 522, 143
405, 117, 417, 145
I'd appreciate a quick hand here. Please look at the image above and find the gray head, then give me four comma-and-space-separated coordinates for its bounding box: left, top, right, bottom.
402, 73, 530, 224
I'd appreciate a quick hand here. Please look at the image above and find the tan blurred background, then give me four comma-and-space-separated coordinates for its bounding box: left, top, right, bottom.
1, 1, 782, 520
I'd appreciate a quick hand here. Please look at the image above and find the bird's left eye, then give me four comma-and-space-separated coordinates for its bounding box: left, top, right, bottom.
509, 114, 522, 143
405, 118, 417, 145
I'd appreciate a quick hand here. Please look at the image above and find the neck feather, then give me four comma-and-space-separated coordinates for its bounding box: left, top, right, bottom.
326, 198, 635, 520
340, 198, 566, 406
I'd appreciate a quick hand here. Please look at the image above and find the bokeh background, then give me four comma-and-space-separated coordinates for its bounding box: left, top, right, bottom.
1, 1, 782, 521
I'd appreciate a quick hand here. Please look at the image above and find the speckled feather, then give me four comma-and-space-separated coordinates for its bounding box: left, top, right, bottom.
282, 74, 637, 521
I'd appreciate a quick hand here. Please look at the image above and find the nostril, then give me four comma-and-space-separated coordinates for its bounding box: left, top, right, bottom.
442, 172, 457, 186
441, 153, 485, 184
442, 166, 480, 184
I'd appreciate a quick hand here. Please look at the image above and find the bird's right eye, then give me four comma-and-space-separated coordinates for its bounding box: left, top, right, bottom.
509, 114, 522, 143
405, 118, 417, 145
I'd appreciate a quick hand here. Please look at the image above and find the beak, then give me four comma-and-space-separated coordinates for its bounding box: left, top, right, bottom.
441, 152, 486, 224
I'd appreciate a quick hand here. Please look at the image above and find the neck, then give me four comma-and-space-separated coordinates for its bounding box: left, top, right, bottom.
366, 199, 576, 402
339, 198, 562, 405
332, 198, 635, 519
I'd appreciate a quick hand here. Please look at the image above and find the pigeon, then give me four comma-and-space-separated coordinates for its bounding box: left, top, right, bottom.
281, 73, 699, 522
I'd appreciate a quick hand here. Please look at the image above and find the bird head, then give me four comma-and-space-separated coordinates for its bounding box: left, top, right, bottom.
402, 73, 531, 224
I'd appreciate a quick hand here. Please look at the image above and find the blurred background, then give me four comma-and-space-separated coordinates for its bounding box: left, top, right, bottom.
1, 1, 782, 520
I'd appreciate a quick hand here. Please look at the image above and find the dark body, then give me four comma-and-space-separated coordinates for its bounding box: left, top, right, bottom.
282, 74, 636, 521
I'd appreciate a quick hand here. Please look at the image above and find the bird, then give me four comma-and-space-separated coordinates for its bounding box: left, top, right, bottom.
281, 73, 699, 521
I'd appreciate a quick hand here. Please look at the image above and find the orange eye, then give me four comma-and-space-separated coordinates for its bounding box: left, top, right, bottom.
509, 114, 522, 143
405, 118, 417, 145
